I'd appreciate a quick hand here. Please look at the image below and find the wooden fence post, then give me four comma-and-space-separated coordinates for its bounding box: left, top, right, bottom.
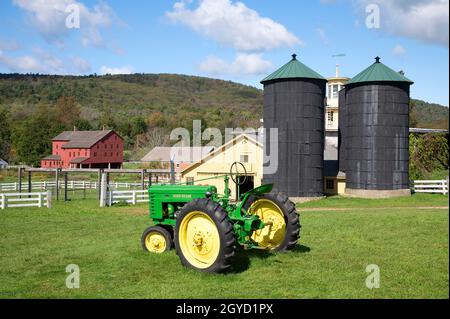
47, 190, 52, 208
0, 194, 5, 210
38, 193, 43, 208
99, 173, 107, 207
132, 191, 136, 205
18, 167, 22, 194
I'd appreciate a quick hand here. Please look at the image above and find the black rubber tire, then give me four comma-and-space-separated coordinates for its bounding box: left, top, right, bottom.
141, 225, 173, 252
175, 198, 236, 273
251, 192, 300, 252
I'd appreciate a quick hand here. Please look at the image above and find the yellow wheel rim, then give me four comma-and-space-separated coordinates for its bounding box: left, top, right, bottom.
145, 231, 167, 253
249, 199, 286, 250
178, 211, 221, 269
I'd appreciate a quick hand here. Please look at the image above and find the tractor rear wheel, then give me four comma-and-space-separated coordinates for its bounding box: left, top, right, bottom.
141, 225, 173, 253
248, 193, 300, 251
175, 198, 236, 273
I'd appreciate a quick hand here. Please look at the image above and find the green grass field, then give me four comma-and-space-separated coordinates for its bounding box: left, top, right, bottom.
0, 194, 448, 299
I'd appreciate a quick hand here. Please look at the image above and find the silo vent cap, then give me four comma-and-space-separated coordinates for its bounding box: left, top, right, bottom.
375, 56, 381, 63
292, 53, 297, 60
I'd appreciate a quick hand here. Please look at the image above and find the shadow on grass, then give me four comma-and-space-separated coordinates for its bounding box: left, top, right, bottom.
228, 244, 311, 273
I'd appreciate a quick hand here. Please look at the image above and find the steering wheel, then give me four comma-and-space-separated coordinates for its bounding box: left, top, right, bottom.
229, 162, 247, 185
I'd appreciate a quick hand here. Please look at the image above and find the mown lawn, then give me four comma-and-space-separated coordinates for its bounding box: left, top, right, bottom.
0, 194, 448, 299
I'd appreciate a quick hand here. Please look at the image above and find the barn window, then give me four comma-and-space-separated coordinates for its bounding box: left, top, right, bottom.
326, 179, 334, 189
116, 152, 119, 156
186, 177, 194, 185
94, 152, 97, 157
332, 85, 339, 98
327, 111, 334, 125
240, 155, 249, 163
104, 152, 107, 157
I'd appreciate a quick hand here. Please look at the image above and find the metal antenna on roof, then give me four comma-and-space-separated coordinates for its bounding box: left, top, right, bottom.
332, 53, 346, 77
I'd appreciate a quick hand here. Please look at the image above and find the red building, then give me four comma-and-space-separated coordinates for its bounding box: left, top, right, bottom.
41, 130, 124, 169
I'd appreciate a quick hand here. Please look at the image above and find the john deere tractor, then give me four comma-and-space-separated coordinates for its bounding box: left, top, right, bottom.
141, 162, 300, 273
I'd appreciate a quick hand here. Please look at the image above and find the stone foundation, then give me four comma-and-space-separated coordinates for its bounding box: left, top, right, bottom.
345, 188, 411, 199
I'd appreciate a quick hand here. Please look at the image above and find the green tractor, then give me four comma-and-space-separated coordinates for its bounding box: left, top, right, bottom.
141, 162, 300, 273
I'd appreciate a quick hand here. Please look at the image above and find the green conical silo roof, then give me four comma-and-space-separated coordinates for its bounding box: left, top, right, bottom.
347, 56, 413, 85
261, 54, 326, 84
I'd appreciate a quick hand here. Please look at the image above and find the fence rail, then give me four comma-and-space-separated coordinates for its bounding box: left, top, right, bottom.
411, 179, 448, 195
0, 179, 173, 192
106, 190, 149, 206
0, 191, 52, 210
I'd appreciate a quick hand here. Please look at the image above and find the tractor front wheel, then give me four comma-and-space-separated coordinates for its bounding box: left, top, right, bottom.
248, 193, 300, 251
175, 198, 236, 273
141, 225, 173, 253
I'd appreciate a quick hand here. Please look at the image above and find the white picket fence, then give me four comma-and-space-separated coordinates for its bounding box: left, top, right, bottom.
0, 191, 52, 210
106, 190, 149, 206
411, 179, 448, 195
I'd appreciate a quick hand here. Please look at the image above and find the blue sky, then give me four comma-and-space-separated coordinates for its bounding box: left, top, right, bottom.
0, 0, 448, 106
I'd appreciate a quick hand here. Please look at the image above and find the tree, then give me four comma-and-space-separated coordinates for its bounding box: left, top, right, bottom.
12, 105, 60, 166
409, 101, 418, 128
54, 96, 81, 129
409, 132, 449, 179
0, 107, 11, 161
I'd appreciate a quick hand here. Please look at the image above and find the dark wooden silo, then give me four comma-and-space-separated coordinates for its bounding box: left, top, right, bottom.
261, 54, 327, 199
343, 57, 413, 197
338, 87, 347, 172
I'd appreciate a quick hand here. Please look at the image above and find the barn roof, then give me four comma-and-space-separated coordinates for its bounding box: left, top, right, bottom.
181, 134, 263, 176
141, 146, 215, 163
42, 154, 61, 161
52, 130, 120, 148
70, 157, 89, 164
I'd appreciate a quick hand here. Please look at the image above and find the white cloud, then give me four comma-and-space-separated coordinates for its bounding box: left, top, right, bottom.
166, 0, 301, 52
0, 49, 65, 74
100, 65, 133, 75
393, 44, 407, 56
316, 28, 329, 45
199, 53, 272, 77
353, 0, 449, 47
0, 39, 21, 51
71, 56, 91, 73
12, 0, 116, 47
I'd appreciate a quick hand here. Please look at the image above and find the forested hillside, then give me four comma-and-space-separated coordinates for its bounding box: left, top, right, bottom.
0, 73, 448, 165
